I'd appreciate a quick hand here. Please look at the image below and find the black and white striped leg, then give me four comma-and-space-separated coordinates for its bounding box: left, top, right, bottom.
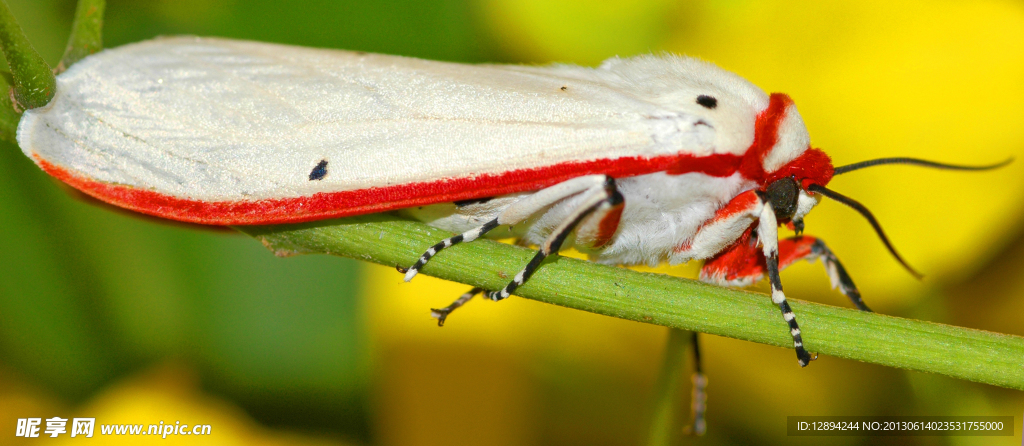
430, 287, 483, 327
404, 220, 500, 282
688, 332, 707, 436
810, 239, 870, 312
767, 255, 812, 367
758, 201, 812, 367
487, 178, 622, 301
403, 175, 612, 282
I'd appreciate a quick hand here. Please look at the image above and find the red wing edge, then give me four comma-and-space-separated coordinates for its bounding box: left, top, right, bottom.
36, 153, 749, 225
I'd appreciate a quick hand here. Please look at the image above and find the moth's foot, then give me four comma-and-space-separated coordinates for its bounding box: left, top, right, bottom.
430, 287, 483, 326
430, 307, 453, 327
796, 348, 813, 367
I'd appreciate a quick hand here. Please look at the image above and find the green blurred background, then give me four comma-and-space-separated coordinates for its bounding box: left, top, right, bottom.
1, 0, 1024, 445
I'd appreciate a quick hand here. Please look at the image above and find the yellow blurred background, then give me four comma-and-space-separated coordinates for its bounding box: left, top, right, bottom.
1, 0, 1023, 445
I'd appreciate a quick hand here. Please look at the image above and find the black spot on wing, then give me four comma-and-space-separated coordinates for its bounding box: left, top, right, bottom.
696, 95, 718, 109
309, 159, 328, 181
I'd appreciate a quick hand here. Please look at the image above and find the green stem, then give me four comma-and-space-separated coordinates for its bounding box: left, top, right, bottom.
57, 0, 105, 73
646, 328, 691, 446
237, 214, 1024, 390
0, 0, 55, 110
0, 70, 18, 142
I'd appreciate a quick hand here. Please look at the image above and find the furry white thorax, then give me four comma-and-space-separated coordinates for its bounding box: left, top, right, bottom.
400, 171, 757, 267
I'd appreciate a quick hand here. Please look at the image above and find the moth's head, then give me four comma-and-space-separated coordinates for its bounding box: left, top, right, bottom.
753, 93, 834, 231
747, 91, 1009, 279
762, 176, 821, 235
763, 109, 1010, 279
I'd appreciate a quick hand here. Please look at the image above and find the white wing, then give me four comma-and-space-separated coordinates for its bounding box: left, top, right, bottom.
18, 37, 770, 203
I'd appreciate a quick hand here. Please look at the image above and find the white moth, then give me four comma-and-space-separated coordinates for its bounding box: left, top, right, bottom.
19, 37, 999, 387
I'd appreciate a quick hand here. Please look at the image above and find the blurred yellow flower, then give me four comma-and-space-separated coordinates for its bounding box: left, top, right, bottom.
1, 364, 351, 445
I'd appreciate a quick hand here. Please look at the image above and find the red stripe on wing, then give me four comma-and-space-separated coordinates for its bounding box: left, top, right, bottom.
36, 151, 747, 226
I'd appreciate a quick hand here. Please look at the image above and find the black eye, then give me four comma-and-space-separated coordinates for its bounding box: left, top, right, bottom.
309, 159, 328, 181
696, 95, 717, 109
765, 177, 799, 220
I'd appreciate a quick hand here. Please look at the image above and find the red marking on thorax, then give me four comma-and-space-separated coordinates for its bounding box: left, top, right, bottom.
739, 93, 792, 182
737, 93, 834, 189
770, 148, 834, 189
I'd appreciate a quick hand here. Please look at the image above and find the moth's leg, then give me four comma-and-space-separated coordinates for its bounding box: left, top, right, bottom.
702, 234, 867, 312
487, 177, 622, 301
758, 202, 813, 367
574, 186, 626, 249
402, 219, 500, 281
678, 190, 762, 260
800, 238, 868, 312
430, 287, 483, 327
687, 332, 708, 436
698, 227, 761, 287
403, 174, 610, 282
692, 192, 811, 366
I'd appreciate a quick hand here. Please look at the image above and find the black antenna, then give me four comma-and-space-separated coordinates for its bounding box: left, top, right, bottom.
807, 184, 923, 279
834, 157, 1012, 175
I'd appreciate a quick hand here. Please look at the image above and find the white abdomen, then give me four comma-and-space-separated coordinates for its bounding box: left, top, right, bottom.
401, 171, 755, 267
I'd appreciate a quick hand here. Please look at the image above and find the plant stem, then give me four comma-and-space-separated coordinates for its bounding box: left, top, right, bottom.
0, 0, 55, 110
238, 215, 1024, 390
646, 328, 691, 446
0, 70, 18, 142
57, 0, 105, 73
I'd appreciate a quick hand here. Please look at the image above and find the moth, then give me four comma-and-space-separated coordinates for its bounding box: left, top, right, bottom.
18, 36, 1002, 381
